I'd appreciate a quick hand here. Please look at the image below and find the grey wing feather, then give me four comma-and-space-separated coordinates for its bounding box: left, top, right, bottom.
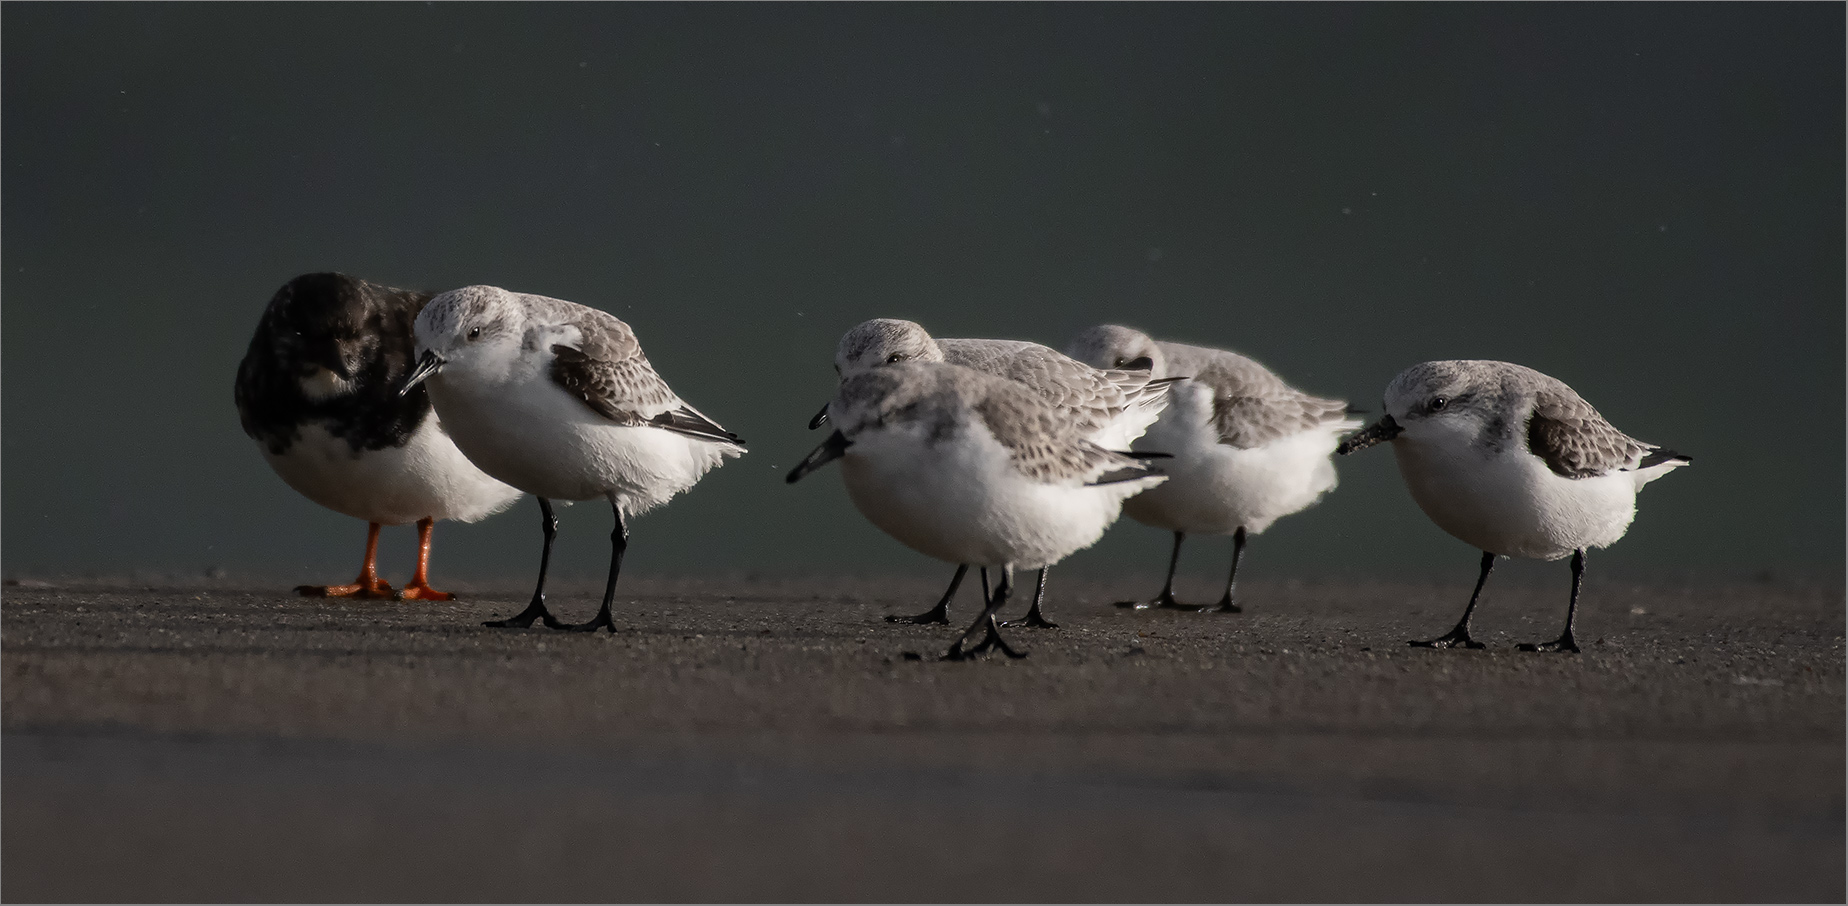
1525, 385, 1654, 479
942, 339, 1155, 436
969, 380, 1155, 485
548, 313, 744, 446
1185, 352, 1352, 449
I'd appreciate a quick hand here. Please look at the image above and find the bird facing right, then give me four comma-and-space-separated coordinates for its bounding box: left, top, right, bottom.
1065, 325, 1361, 613
1337, 360, 1690, 653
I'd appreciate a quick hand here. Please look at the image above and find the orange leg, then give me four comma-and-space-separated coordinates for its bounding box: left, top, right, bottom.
398, 517, 455, 601
296, 522, 396, 599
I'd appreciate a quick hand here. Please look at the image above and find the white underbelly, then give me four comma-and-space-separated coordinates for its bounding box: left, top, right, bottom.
1392, 440, 1638, 560
429, 376, 739, 514
261, 418, 522, 525
838, 431, 1153, 569
1122, 406, 1349, 536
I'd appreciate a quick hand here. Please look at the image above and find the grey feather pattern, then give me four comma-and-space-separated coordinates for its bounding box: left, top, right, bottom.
842, 364, 1156, 486
1525, 384, 1655, 479
937, 338, 1164, 438
545, 305, 743, 446
1157, 342, 1352, 449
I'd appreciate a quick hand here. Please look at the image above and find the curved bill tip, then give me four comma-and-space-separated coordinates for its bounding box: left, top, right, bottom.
1336, 414, 1401, 455
786, 430, 852, 484
807, 401, 831, 430
398, 350, 444, 398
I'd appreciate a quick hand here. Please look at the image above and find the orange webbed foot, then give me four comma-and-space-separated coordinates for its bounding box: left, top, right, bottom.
396, 581, 455, 602
296, 579, 396, 599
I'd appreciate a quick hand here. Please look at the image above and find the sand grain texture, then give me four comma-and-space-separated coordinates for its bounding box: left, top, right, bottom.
3, 577, 1842, 902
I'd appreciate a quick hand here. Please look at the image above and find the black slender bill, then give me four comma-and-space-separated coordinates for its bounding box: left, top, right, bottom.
807, 401, 831, 430
786, 430, 853, 483
1335, 414, 1401, 455
399, 350, 445, 397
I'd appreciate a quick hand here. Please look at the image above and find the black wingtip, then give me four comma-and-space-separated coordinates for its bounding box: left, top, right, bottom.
1638, 447, 1691, 468
1088, 465, 1161, 486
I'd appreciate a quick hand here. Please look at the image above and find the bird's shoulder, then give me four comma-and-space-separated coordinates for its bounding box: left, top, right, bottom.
1523, 382, 1655, 478
1163, 343, 1349, 449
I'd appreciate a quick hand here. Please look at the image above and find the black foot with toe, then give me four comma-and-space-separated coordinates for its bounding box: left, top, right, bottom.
1115, 591, 1207, 611
560, 607, 617, 633
1208, 597, 1243, 614
943, 623, 1027, 661
1000, 611, 1059, 629
484, 598, 565, 629
1517, 634, 1580, 654
886, 605, 951, 625
1409, 628, 1485, 650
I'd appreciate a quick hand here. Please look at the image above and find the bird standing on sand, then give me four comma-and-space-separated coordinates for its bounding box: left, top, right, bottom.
1065, 325, 1360, 613
235, 272, 522, 600
402, 285, 745, 632
1337, 360, 1690, 653
788, 362, 1166, 660
818, 318, 1176, 628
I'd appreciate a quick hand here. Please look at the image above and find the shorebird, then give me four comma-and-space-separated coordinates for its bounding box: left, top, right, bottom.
788, 362, 1166, 660
235, 272, 522, 600
1337, 360, 1690, 653
814, 318, 1176, 628
402, 285, 745, 632
1065, 325, 1360, 612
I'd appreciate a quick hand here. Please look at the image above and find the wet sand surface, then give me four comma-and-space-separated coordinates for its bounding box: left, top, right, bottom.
3, 576, 1842, 902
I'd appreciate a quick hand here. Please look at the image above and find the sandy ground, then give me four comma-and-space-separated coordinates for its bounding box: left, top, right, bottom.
2, 574, 1842, 902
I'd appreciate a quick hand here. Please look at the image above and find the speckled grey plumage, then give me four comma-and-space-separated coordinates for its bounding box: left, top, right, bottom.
1386, 360, 1685, 479
1065, 325, 1350, 450
833, 363, 1158, 486
427, 286, 741, 445
835, 319, 1171, 442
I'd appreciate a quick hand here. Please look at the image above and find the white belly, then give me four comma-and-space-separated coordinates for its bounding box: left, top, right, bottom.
1122, 387, 1354, 536
1391, 438, 1639, 560
839, 428, 1156, 569
260, 417, 523, 525
428, 374, 739, 515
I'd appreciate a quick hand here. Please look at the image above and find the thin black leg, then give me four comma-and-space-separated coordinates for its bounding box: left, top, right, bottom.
1118, 531, 1204, 610
562, 498, 627, 633
486, 497, 568, 629
1411, 550, 1494, 649
887, 564, 964, 625
1519, 549, 1584, 654
1209, 527, 1247, 613
945, 566, 1026, 661
1002, 567, 1057, 628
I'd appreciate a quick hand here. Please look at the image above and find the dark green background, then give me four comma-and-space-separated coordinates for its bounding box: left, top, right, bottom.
4, 3, 1842, 586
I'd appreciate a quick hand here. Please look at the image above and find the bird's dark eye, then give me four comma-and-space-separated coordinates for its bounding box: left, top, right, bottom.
1429, 396, 1449, 412
885, 353, 904, 364
1114, 357, 1128, 368
467, 328, 482, 341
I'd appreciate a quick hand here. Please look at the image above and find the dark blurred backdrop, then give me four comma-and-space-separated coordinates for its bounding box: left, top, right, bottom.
4, 3, 1842, 586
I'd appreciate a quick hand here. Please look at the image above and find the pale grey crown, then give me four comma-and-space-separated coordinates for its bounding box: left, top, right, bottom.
1064, 325, 1166, 375
415, 284, 525, 353
1383, 360, 1537, 430
834, 318, 945, 375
